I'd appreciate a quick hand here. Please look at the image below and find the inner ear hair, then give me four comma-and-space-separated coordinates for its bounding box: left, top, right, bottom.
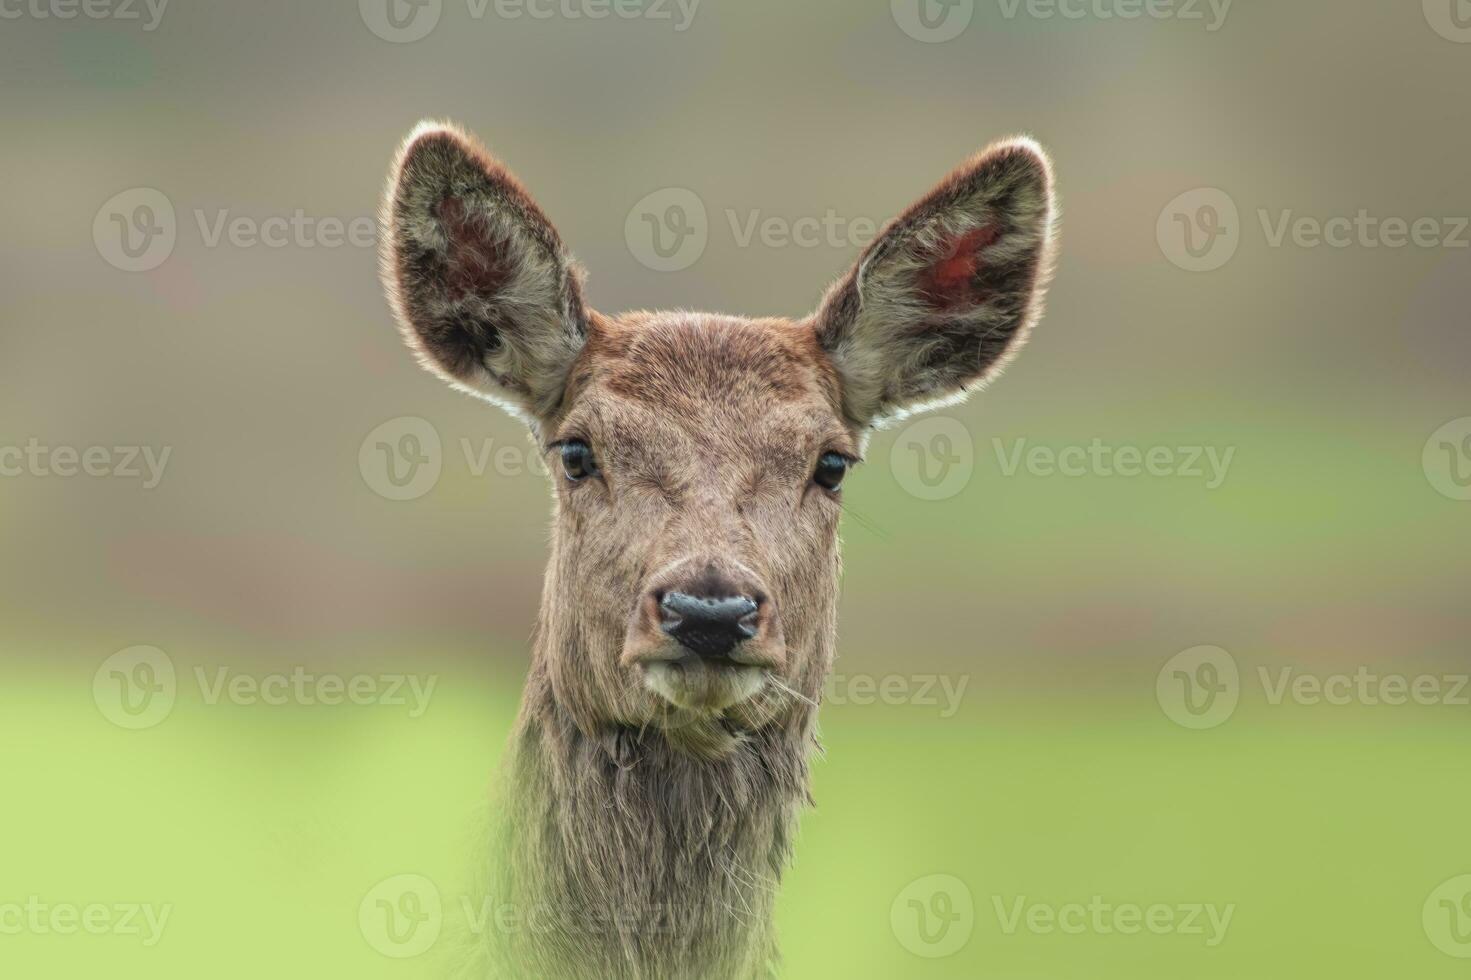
814, 136, 1057, 428
380, 120, 590, 423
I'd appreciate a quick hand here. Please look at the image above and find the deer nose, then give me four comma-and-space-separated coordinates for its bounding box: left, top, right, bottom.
658, 592, 759, 660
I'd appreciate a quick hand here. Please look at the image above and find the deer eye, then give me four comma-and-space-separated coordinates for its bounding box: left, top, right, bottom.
559, 440, 599, 482
813, 452, 849, 492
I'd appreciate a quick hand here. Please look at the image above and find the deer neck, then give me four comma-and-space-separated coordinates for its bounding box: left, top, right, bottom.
490, 623, 819, 979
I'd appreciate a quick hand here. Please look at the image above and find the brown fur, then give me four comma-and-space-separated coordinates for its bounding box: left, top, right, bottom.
379, 121, 1058, 978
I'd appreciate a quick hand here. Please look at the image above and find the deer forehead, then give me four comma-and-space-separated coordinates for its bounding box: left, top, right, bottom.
559, 312, 852, 461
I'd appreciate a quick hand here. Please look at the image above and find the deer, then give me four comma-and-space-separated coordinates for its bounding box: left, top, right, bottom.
378, 120, 1057, 979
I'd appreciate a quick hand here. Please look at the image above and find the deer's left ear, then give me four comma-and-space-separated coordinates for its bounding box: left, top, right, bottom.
813, 137, 1057, 427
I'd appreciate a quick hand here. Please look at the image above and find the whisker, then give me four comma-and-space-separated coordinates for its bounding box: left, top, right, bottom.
768, 676, 818, 709
839, 501, 888, 539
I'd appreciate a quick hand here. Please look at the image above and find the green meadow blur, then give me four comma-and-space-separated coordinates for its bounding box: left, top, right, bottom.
2, 0, 1469, 977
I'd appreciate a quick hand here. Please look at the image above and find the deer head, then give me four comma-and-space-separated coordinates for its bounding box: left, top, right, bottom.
381, 121, 1056, 760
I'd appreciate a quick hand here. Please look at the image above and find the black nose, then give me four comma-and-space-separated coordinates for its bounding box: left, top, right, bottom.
658, 592, 759, 659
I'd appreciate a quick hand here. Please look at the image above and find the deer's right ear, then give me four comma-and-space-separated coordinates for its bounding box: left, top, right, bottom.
380, 121, 588, 424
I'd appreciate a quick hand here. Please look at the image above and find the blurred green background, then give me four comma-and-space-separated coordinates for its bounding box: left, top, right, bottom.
2, 0, 1469, 976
